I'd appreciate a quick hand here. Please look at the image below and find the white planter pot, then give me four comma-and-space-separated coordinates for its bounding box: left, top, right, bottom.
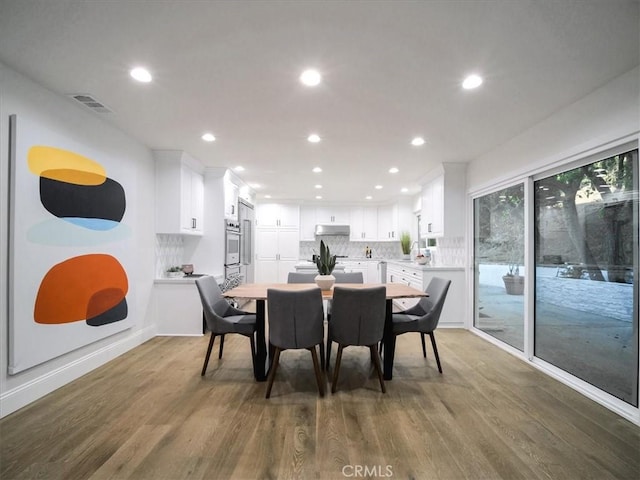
314, 274, 335, 290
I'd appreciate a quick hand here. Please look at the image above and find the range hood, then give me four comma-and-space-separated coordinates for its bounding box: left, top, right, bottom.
315, 224, 350, 236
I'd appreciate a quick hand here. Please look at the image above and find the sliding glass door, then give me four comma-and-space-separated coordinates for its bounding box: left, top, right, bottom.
534, 150, 638, 406
473, 148, 638, 407
473, 184, 525, 351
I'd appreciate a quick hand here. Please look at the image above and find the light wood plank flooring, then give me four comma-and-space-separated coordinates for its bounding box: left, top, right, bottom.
1, 330, 639, 479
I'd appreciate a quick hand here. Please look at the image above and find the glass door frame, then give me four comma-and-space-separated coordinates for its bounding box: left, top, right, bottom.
468, 139, 639, 424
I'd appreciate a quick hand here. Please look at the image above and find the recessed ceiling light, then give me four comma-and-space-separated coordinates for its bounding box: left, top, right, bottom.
375, 185, 383, 190
249, 183, 261, 189
300, 69, 321, 86
315, 195, 322, 200
411, 137, 425, 146
462, 74, 483, 90
401, 187, 409, 193
234, 165, 245, 172
312, 167, 322, 173
201, 133, 216, 142
264, 194, 272, 199
130, 67, 152, 83
314, 184, 322, 189
389, 167, 399, 174
365, 195, 372, 200
307, 134, 321, 143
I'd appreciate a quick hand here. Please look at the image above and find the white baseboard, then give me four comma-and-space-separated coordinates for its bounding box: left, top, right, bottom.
0, 326, 156, 418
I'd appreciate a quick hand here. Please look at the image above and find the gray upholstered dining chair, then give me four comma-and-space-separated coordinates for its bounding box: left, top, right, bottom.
332, 271, 364, 283
326, 286, 387, 394
195, 276, 257, 377
265, 287, 326, 398
325, 271, 364, 328
287, 272, 316, 283
390, 277, 451, 374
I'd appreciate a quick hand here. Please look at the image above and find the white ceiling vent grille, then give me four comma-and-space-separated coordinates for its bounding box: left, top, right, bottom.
67, 94, 112, 114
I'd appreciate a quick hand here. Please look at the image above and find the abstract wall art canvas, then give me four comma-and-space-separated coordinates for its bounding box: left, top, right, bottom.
8, 114, 135, 374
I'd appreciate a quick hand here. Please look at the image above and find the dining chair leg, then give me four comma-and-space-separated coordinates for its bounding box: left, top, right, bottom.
218, 334, 225, 359
201, 332, 216, 376
319, 342, 326, 372
420, 333, 427, 358
326, 339, 332, 371
265, 347, 282, 399
309, 346, 325, 397
331, 344, 344, 394
369, 345, 386, 394
429, 332, 443, 373
249, 333, 257, 379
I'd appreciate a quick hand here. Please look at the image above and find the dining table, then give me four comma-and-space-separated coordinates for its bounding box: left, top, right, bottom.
223, 282, 427, 381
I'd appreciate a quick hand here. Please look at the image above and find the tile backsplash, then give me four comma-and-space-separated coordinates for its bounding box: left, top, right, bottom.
155, 233, 466, 277
435, 236, 465, 266
155, 234, 185, 277
300, 236, 404, 260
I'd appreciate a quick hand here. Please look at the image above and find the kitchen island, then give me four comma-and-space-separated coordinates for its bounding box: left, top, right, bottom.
386, 261, 465, 327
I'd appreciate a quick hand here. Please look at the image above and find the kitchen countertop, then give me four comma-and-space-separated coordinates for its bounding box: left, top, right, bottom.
154, 273, 223, 284
296, 258, 464, 271
385, 260, 464, 271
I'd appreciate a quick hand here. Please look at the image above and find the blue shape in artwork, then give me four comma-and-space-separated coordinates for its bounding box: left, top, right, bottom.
27, 218, 131, 246
64, 217, 119, 231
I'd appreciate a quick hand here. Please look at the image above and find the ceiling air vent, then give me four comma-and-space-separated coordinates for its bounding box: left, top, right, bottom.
67, 93, 112, 114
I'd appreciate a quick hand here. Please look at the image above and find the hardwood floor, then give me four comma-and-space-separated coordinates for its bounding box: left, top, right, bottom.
1, 330, 639, 479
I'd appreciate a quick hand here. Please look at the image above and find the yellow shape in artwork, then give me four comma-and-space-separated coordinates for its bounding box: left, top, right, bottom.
28, 146, 107, 185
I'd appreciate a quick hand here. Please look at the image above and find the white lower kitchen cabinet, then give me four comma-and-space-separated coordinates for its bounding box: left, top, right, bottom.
256, 259, 298, 283
153, 279, 204, 336
386, 261, 465, 327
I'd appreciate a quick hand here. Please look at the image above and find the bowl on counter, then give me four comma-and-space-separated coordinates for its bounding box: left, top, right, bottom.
181, 264, 194, 275
415, 256, 429, 265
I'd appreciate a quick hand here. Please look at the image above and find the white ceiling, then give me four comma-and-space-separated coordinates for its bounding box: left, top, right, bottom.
0, 0, 638, 203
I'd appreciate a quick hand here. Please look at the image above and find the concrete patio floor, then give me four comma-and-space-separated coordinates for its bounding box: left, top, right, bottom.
476, 284, 637, 405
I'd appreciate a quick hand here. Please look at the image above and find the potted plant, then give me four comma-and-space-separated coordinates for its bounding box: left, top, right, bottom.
400, 231, 412, 260
166, 266, 184, 278
314, 239, 337, 290
503, 263, 524, 295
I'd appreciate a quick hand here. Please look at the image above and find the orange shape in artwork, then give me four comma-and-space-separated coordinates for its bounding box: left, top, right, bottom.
34, 254, 128, 324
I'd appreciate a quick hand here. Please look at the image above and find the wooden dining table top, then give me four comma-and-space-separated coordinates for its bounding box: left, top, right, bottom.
223, 282, 427, 301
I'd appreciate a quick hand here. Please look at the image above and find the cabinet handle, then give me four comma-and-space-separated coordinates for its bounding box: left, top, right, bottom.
428, 223, 432, 233
192, 218, 196, 229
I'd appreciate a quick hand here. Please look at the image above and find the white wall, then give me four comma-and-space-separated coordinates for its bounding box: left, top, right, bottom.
0, 62, 157, 417
467, 66, 640, 191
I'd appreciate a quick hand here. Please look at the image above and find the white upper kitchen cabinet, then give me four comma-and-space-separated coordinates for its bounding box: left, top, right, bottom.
349, 206, 378, 241
299, 205, 317, 241
377, 204, 398, 241
421, 163, 466, 238
315, 206, 349, 224
155, 150, 204, 235
256, 203, 300, 228
223, 173, 239, 220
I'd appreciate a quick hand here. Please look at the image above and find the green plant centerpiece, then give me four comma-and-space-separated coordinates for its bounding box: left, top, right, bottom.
400, 231, 412, 259
314, 239, 337, 290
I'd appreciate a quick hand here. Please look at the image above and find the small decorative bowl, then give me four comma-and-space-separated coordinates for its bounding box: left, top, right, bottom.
181, 264, 194, 275
415, 257, 429, 265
